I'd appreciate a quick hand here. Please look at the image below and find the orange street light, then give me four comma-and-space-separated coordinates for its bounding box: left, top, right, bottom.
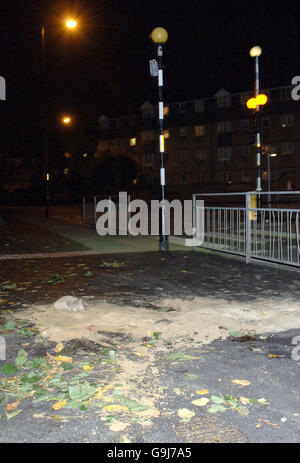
62, 116, 72, 125
65, 19, 78, 29
246, 93, 268, 109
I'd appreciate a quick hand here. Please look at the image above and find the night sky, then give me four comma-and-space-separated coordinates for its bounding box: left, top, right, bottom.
0, 0, 299, 159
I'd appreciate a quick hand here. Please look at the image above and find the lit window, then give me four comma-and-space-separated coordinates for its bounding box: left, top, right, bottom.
195, 125, 205, 137
130, 137, 136, 147
163, 129, 170, 139
163, 106, 169, 116
64, 168, 69, 175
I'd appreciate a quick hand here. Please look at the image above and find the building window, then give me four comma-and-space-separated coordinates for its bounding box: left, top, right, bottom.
181, 174, 187, 183
179, 103, 187, 113
280, 87, 292, 101
261, 117, 271, 129
144, 153, 154, 164
241, 145, 250, 157
163, 129, 170, 139
194, 99, 204, 112
163, 106, 169, 116
218, 146, 232, 161
223, 172, 232, 184
180, 127, 187, 137
262, 170, 268, 181
195, 125, 205, 137
195, 149, 206, 161
241, 171, 250, 182
217, 95, 231, 108
196, 173, 205, 184
179, 151, 188, 161
240, 119, 250, 130
281, 114, 293, 128
281, 142, 293, 155
217, 120, 231, 133
129, 137, 136, 147
142, 108, 154, 118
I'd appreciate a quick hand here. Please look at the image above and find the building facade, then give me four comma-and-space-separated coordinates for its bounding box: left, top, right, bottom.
97, 84, 299, 198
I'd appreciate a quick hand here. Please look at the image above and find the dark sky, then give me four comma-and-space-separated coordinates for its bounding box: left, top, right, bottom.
0, 0, 299, 158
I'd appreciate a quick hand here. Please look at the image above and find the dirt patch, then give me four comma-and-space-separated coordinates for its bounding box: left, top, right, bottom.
16, 295, 300, 347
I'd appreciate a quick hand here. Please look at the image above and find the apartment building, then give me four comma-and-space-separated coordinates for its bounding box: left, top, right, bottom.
96, 85, 299, 195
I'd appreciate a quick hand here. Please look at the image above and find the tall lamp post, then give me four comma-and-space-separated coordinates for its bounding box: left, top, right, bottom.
249, 45, 262, 207
41, 19, 78, 218
150, 27, 169, 252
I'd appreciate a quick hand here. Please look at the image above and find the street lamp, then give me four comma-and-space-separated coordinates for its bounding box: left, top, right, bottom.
62, 116, 72, 125
41, 19, 78, 218
150, 27, 169, 252
249, 45, 262, 207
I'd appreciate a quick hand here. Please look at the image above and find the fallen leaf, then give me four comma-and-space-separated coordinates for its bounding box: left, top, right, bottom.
52, 400, 67, 410
54, 343, 64, 353
6, 401, 20, 411
232, 379, 251, 387
83, 365, 94, 371
54, 355, 72, 364
192, 398, 210, 407
177, 408, 195, 419
196, 389, 210, 395
268, 354, 279, 358
103, 404, 129, 413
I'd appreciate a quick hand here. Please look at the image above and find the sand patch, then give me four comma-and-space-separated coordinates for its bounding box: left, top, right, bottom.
17, 296, 300, 346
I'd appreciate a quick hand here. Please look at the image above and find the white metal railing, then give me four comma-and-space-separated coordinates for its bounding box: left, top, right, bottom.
192, 191, 300, 267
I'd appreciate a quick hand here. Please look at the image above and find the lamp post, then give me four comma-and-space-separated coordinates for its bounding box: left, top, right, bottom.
267, 150, 277, 208
151, 27, 168, 252
41, 19, 78, 218
250, 45, 262, 207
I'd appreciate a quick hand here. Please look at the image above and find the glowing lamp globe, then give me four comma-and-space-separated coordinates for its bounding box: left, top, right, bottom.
250, 46, 262, 58
151, 27, 168, 44
256, 93, 268, 106
65, 19, 77, 29
246, 98, 257, 109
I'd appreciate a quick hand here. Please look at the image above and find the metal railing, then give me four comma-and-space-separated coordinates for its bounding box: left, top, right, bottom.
192, 191, 300, 267
82, 195, 131, 232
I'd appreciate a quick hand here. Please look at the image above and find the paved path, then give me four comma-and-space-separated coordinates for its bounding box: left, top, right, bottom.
0, 213, 186, 259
